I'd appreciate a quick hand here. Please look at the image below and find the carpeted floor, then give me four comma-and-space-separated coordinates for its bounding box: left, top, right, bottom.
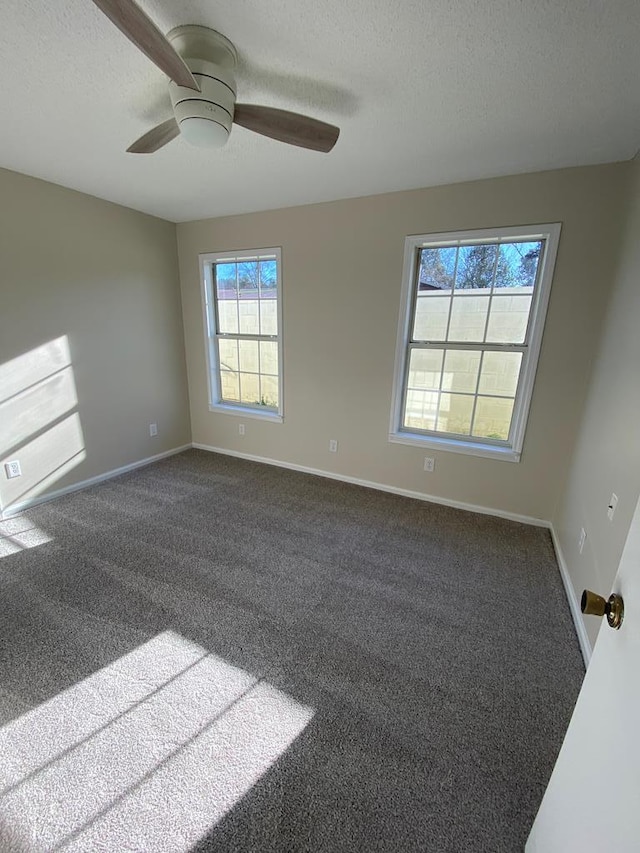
0, 449, 584, 852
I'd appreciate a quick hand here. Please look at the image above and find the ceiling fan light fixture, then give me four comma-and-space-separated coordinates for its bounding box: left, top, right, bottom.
179, 116, 229, 148
169, 59, 236, 149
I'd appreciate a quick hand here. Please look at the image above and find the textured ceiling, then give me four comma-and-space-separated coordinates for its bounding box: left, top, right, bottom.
1, 0, 639, 222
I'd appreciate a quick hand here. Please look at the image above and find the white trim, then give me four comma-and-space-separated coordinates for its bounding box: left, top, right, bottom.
195, 443, 590, 663
549, 523, 592, 667
388, 430, 520, 461
390, 234, 419, 439
2, 425, 587, 671
2, 435, 587, 669
0, 444, 191, 520
509, 223, 561, 453
390, 223, 562, 460
199, 248, 284, 419
207, 403, 283, 423
192, 442, 549, 527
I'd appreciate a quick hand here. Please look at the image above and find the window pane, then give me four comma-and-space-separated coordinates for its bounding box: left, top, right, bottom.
260, 375, 279, 408
238, 296, 259, 335
237, 261, 259, 293
485, 294, 532, 343
215, 263, 237, 295
493, 244, 518, 289
448, 295, 490, 341
478, 351, 522, 397
259, 259, 277, 291
260, 297, 278, 336
407, 349, 443, 391
216, 296, 238, 334
215, 264, 238, 334
220, 370, 240, 402
418, 247, 455, 292
260, 340, 278, 375
239, 372, 260, 405
218, 339, 238, 373
436, 393, 474, 435
496, 241, 542, 289
472, 396, 515, 440
403, 389, 438, 431
442, 349, 481, 393
238, 339, 259, 373
455, 244, 497, 290
413, 293, 450, 341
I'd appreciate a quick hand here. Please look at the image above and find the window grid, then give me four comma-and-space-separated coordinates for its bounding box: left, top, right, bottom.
393, 226, 561, 458
406, 253, 533, 441
468, 350, 485, 436
201, 249, 282, 419
442, 248, 460, 342
480, 246, 501, 342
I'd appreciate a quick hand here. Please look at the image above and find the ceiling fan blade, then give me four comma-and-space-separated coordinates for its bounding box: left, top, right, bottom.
127, 118, 180, 153
90, 0, 199, 90
233, 104, 339, 153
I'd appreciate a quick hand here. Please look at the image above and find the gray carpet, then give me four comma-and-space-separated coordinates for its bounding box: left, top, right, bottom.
0, 449, 584, 852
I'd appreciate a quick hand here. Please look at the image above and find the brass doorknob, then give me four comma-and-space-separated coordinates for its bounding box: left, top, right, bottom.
581, 589, 624, 630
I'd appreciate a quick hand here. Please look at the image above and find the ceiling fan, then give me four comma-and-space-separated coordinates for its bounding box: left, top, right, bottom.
90, 0, 340, 154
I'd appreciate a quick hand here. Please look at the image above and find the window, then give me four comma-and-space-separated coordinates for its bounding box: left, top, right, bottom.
390, 225, 561, 461
200, 248, 283, 421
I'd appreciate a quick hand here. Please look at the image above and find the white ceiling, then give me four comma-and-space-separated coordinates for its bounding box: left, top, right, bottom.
1, 0, 639, 222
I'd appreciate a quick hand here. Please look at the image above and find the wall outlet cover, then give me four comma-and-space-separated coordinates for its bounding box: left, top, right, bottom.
5, 460, 22, 479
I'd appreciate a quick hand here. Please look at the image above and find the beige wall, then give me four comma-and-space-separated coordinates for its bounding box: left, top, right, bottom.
2, 158, 637, 642
0, 168, 190, 513
553, 156, 640, 648
177, 163, 628, 521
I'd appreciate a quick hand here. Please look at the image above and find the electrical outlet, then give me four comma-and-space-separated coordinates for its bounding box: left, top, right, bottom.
329, 439, 338, 452
238, 423, 245, 436
607, 493, 618, 521
4, 460, 21, 479
578, 527, 586, 554
424, 457, 435, 472
149, 423, 158, 437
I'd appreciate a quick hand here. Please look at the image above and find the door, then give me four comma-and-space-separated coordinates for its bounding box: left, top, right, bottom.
526, 495, 640, 851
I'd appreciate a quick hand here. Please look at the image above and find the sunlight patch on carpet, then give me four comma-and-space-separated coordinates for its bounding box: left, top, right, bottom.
0, 630, 314, 851
0, 515, 52, 559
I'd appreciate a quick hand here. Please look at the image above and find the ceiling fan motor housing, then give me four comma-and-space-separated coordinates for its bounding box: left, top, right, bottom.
169, 59, 236, 148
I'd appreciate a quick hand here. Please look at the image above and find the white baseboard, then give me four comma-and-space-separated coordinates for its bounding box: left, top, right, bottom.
194, 444, 592, 663
191, 442, 550, 528
549, 524, 592, 667
4, 438, 588, 668
0, 444, 192, 519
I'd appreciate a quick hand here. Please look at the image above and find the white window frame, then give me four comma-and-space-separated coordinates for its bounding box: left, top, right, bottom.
200, 247, 284, 422
389, 224, 561, 462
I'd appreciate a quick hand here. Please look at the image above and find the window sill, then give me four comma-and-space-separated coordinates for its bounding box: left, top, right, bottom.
209, 403, 283, 424
388, 430, 521, 462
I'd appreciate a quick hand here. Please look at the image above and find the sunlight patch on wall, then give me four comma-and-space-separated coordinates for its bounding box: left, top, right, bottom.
0, 515, 51, 559
1, 413, 86, 510
0, 630, 314, 851
0, 337, 85, 513
0, 337, 72, 401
